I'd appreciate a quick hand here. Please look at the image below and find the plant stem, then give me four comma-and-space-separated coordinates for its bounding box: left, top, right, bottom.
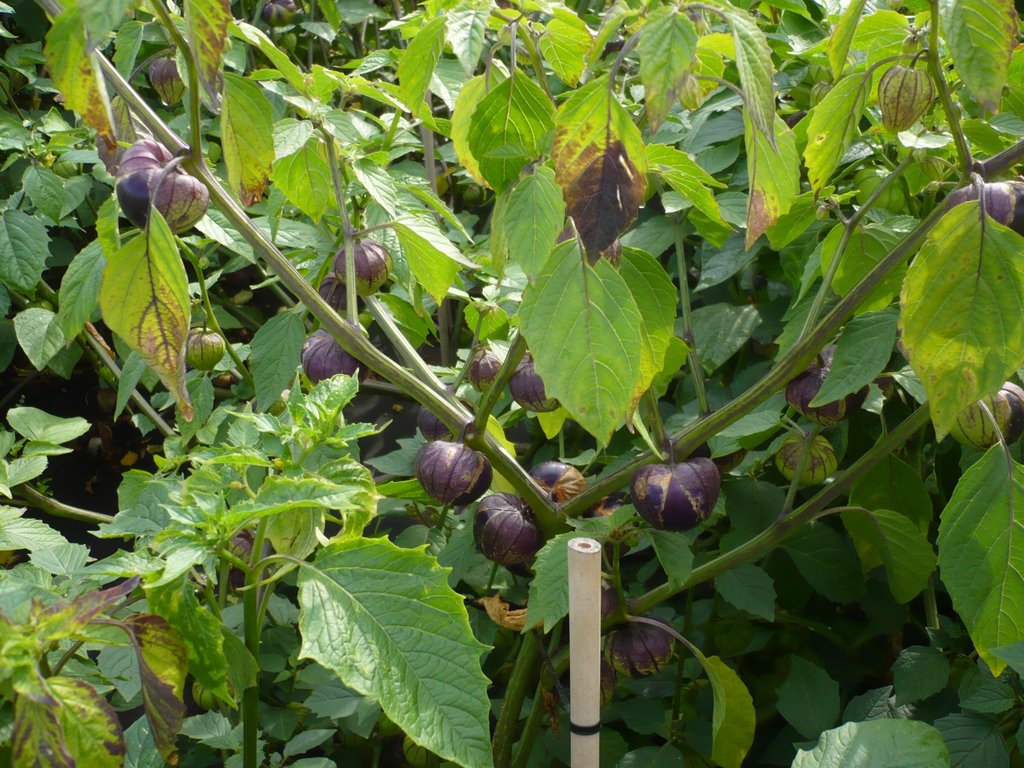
363, 295, 447, 390
320, 125, 360, 328
470, 333, 526, 439
493, 630, 541, 768
15, 485, 115, 525
148, 0, 203, 155
925, 1, 972, 177
978, 136, 1024, 178
672, 220, 709, 416
779, 424, 822, 517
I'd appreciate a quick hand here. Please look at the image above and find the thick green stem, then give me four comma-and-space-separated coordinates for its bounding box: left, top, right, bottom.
471, 334, 526, 439
979, 136, 1024, 178
16, 485, 115, 525
493, 631, 541, 768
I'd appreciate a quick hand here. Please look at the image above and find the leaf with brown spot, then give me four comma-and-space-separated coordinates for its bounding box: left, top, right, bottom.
745, 114, 799, 248
99, 211, 193, 421
221, 74, 274, 206
552, 77, 647, 259
186, 0, 232, 111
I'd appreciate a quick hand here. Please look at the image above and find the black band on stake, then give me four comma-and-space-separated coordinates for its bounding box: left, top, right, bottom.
569, 720, 601, 736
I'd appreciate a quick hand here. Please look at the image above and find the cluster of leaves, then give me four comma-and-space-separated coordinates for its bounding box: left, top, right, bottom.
2, 0, 1024, 765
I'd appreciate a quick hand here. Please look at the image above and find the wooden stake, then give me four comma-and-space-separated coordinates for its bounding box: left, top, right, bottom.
568, 537, 602, 767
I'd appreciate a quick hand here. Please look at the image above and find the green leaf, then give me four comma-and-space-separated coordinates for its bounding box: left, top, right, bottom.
784, 522, 864, 604
398, 16, 445, 115
451, 74, 492, 186
231, 22, 307, 95
23, 166, 66, 223
792, 720, 950, 768
891, 645, 949, 705
7, 407, 89, 443
745, 114, 799, 248
146, 580, 229, 697
645, 143, 727, 228
352, 159, 399, 218
392, 217, 466, 303
13, 308, 66, 371
58, 240, 105, 339
685, 644, 755, 768
804, 73, 870, 193
715, 562, 775, 621
298, 537, 493, 768
777, 656, 839, 739
841, 508, 935, 603
553, 77, 646, 258
520, 241, 645, 445
467, 72, 554, 192
271, 138, 333, 223
937, 448, 1024, 674
899, 202, 1024, 439
99, 213, 192, 420
540, 8, 592, 87
249, 309, 304, 410
0, 506, 68, 551
619, 247, 677, 381
940, 0, 1015, 112
934, 713, 1009, 768
43, 6, 116, 153
491, 166, 565, 279
122, 615, 188, 762
722, 5, 775, 145
637, 7, 697, 131
446, 4, 488, 76
849, 453, 932, 536
691, 304, 762, 374
221, 74, 274, 206
828, 0, 869, 80
821, 223, 904, 314
185, 0, 231, 110
648, 528, 695, 589
0, 209, 50, 292
812, 309, 898, 407
958, 660, 1016, 714
225, 469, 376, 530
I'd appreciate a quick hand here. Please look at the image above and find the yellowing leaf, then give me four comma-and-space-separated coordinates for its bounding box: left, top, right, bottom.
222, 74, 274, 206
899, 201, 1024, 438
552, 77, 646, 259
186, 0, 231, 111
638, 7, 698, 131
745, 114, 799, 248
940, 0, 1015, 112
804, 74, 870, 193
99, 211, 192, 420
44, 7, 116, 156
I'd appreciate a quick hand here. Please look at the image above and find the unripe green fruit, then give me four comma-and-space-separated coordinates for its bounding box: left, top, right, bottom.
192, 682, 218, 710
853, 168, 907, 213
877, 65, 934, 132
776, 434, 838, 485
949, 382, 1024, 450
185, 330, 226, 371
